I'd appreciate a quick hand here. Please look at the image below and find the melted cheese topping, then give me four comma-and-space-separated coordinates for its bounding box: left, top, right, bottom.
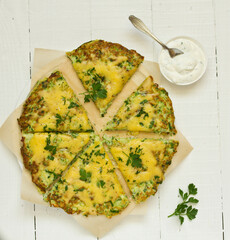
73, 57, 138, 115
23, 133, 91, 190
107, 136, 178, 203
38, 83, 91, 131
20, 72, 92, 132
106, 76, 176, 135
109, 139, 164, 184
47, 136, 129, 217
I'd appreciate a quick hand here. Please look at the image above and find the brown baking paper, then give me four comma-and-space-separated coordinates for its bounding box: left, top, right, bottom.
0, 48, 193, 238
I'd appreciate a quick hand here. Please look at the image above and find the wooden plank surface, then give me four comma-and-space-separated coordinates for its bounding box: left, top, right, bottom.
214, 0, 230, 239
0, 0, 229, 239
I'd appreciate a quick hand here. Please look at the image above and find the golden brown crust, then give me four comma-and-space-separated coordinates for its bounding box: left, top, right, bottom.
67, 39, 144, 64
21, 136, 47, 192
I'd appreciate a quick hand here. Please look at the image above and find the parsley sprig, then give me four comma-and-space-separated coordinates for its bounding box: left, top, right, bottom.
123, 146, 143, 169
168, 183, 199, 225
44, 134, 57, 155
79, 168, 92, 183
82, 67, 107, 103
83, 82, 107, 103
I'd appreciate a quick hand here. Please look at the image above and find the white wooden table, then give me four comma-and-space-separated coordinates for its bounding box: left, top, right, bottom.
0, 0, 229, 239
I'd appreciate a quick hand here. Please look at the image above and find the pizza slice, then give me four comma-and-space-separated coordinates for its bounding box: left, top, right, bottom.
21, 132, 91, 192
66, 40, 144, 116
18, 71, 92, 133
106, 76, 177, 135
104, 136, 179, 203
45, 135, 129, 218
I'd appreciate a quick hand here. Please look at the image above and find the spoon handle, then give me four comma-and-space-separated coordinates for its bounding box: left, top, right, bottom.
129, 15, 168, 50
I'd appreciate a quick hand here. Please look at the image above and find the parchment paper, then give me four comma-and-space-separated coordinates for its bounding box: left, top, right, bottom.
0, 48, 193, 237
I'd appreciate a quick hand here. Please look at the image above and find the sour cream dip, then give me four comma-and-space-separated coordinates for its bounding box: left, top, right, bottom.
159, 37, 207, 85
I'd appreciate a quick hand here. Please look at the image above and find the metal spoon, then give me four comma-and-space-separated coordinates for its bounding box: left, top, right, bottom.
129, 15, 183, 58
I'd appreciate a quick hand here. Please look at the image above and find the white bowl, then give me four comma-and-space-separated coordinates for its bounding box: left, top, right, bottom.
158, 36, 207, 85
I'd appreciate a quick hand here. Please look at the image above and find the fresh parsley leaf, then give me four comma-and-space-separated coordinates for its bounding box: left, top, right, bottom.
149, 120, 155, 129
179, 189, 184, 198
68, 101, 79, 109
47, 155, 54, 160
136, 107, 149, 119
188, 183, 198, 195
97, 88, 107, 99
44, 169, 60, 181
186, 206, 198, 220
168, 183, 199, 225
84, 94, 91, 103
125, 146, 143, 169
94, 150, 105, 158
79, 168, 92, 183
82, 69, 107, 103
97, 180, 105, 188
179, 216, 184, 225
110, 209, 119, 213
92, 82, 101, 91
85, 67, 95, 76
27, 125, 34, 133
74, 187, 85, 193
140, 99, 148, 105
124, 99, 130, 106
44, 135, 57, 155
55, 114, 64, 127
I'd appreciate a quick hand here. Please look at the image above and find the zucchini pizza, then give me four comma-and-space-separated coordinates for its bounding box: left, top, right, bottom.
18, 40, 179, 218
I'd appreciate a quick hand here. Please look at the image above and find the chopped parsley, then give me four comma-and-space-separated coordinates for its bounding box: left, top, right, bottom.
44, 135, 57, 155
97, 180, 105, 188
136, 107, 149, 119
68, 101, 79, 109
74, 187, 85, 193
79, 168, 92, 183
44, 169, 60, 180
27, 125, 34, 133
140, 99, 148, 105
124, 99, 130, 106
94, 150, 105, 158
82, 68, 107, 103
47, 155, 54, 160
55, 114, 64, 127
149, 120, 155, 129
110, 209, 119, 213
124, 146, 144, 169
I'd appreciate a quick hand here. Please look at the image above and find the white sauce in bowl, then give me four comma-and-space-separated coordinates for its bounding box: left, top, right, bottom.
159, 37, 207, 85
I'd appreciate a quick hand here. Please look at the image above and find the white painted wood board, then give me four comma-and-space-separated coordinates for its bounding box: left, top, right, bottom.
0, 0, 229, 239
